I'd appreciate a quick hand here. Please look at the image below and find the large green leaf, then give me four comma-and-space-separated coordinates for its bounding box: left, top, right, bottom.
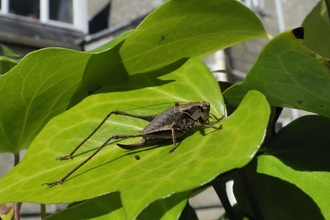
137, 191, 191, 220
46, 191, 190, 220
45, 192, 126, 220
71, 0, 267, 104
234, 115, 330, 219
0, 58, 270, 219
0, 0, 267, 154
223, 28, 330, 118
0, 48, 91, 153
119, 0, 267, 73
302, 1, 330, 58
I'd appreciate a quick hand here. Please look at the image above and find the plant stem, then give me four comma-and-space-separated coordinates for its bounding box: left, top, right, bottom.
40, 204, 46, 219
14, 153, 20, 166
13, 152, 21, 220
13, 203, 20, 220
212, 176, 237, 220
238, 168, 264, 220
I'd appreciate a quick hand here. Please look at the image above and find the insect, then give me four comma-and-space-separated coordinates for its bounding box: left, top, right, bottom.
159, 33, 169, 43
43, 101, 223, 186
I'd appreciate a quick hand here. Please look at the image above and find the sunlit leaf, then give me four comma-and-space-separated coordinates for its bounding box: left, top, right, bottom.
0, 0, 267, 154
234, 115, 330, 219
0, 48, 91, 153
0, 59, 269, 219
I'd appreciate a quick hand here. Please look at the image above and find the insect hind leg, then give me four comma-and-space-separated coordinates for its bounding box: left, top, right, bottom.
56, 110, 158, 160
44, 133, 145, 186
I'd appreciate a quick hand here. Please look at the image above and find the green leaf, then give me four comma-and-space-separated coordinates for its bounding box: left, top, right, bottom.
234, 115, 330, 219
0, 0, 266, 154
46, 191, 190, 220
234, 158, 326, 220
45, 192, 126, 220
223, 28, 330, 118
0, 58, 270, 219
0, 48, 91, 153
0, 43, 23, 75
120, 0, 267, 74
179, 201, 198, 220
71, 0, 267, 105
302, 1, 330, 58
266, 115, 330, 171
137, 191, 191, 220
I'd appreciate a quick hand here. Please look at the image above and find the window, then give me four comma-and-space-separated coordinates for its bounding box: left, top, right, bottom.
9, 0, 40, 19
0, 0, 87, 33
49, 0, 73, 23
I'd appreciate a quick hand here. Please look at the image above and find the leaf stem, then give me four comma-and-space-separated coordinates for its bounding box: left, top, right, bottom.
13, 152, 21, 220
238, 168, 264, 220
40, 204, 46, 219
13, 203, 20, 220
212, 176, 237, 220
14, 153, 20, 166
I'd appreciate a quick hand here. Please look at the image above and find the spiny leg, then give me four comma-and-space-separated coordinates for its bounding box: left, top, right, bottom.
196, 122, 223, 130
56, 110, 158, 160
169, 122, 179, 153
43, 133, 145, 186
210, 113, 224, 122
208, 113, 224, 130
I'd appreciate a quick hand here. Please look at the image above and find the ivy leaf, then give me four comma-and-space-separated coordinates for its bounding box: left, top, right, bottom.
0, 58, 269, 219
302, 1, 330, 58
0, 48, 91, 153
0, 43, 23, 75
137, 191, 191, 220
119, 0, 267, 73
234, 115, 330, 219
223, 28, 330, 118
71, 0, 267, 103
46, 191, 191, 220
45, 192, 125, 220
0, 0, 267, 154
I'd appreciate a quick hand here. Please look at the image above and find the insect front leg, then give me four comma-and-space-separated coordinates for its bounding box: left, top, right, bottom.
210, 113, 224, 122
196, 122, 223, 130
56, 110, 158, 160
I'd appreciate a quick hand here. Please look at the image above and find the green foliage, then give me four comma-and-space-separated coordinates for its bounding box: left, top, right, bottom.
0, 49, 90, 153
0, 0, 329, 219
223, 29, 330, 118
0, 43, 23, 75
302, 0, 330, 57
0, 59, 269, 219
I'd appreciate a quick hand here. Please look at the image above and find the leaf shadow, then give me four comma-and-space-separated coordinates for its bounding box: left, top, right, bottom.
267, 115, 330, 172
235, 159, 325, 220
99, 57, 189, 93
45, 191, 124, 219
136, 190, 191, 220
70, 36, 189, 107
